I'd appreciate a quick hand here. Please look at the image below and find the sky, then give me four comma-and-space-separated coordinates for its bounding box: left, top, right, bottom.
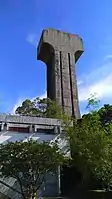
0, 0, 112, 114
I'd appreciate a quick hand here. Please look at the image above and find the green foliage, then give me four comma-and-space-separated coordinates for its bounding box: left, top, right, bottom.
98, 104, 112, 126
0, 140, 65, 199
86, 94, 112, 126
13, 94, 112, 191
86, 94, 100, 112
66, 111, 112, 190
15, 97, 62, 118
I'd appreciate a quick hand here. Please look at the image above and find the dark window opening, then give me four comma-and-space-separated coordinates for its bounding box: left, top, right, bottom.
32, 125, 35, 132
8, 127, 30, 133
36, 128, 54, 134
4, 123, 7, 127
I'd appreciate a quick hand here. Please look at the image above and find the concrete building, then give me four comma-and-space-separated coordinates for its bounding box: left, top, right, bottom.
0, 114, 69, 199
0, 28, 84, 198
37, 28, 84, 118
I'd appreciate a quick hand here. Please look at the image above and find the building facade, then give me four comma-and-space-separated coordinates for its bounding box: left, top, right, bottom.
0, 114, 69, 199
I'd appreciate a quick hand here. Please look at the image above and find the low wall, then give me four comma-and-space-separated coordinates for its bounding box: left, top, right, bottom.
0, 115, 61, 126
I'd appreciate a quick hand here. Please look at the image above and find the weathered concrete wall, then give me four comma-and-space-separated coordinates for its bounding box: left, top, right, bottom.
37, 28, 84, 118
0, 114, 61, 125
37, 28, 83, 54
0, 114, 61, 133
0, 114, 68, 198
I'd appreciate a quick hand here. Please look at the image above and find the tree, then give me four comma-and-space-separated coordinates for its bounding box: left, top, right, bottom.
15, 97, 62, 118
66, 110, 112, 191
98, 104, 112, 126
15, 99, 37, 116
0, 140, 66, 199
15, 94, 112, 192
86, 94, 112, 126
86, 93, 100, 112
63, 93, 112, 190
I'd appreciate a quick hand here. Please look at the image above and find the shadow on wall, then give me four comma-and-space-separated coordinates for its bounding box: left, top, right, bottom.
60, 165, 112, 199
60, 165, 82, 197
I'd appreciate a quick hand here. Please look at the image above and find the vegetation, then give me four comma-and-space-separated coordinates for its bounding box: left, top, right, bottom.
66, 96, 112, 191
1, 94, 112, 196
68, 113, 112, 189
98, 104, 112, 126
0, 140, 66, 199
86, 93, 100, 112
15, 97, 62, 118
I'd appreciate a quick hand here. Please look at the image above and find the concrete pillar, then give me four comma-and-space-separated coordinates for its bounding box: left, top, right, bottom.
1, 123, 4, 131
59, 51, 72, 115
4, 123, 9, 131
54, 126, 59, 134
37, 28, 84, 118
29, 125, 36, 133
29, 125, 32, 133
33, 125, 36, 132
69, 53, 81, 118
54, 50, 62, 106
